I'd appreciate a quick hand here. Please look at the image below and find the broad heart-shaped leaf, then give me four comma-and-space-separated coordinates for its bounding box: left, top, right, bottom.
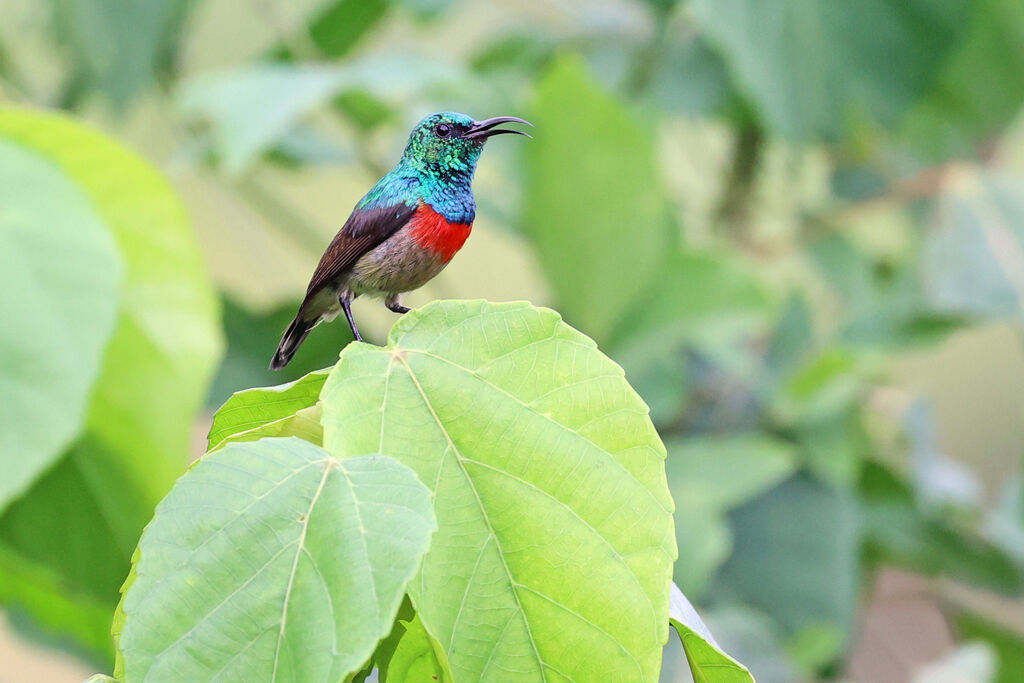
0, 137, 121, 512
208, 368, 330, 450
321, 300, 677, 682
118, 437, 436, 682
669, 582, 754, 683
690, 0, 971, 141
0, 108, 222, 659
524, 56, 672, 344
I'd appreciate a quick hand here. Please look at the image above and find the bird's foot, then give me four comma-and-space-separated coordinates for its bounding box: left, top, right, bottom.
385, 295, 410, 314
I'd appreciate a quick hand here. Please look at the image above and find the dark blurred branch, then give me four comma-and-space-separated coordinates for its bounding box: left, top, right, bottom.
623, 5, 672, 96
715, 118, 764, 239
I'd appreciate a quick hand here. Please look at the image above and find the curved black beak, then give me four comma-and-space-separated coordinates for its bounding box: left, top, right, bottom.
465, 116, 533, 140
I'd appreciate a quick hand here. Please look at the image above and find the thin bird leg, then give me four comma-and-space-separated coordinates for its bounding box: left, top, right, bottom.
340, 293, 363, 342
385, 294, 410, 314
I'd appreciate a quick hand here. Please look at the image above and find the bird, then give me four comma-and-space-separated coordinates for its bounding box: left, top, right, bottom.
270, 111, 532, 370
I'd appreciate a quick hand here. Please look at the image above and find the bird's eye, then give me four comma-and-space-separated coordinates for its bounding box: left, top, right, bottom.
434, 123, 452, 138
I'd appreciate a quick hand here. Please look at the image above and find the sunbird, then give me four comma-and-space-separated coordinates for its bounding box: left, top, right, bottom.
270, 111, 532, 370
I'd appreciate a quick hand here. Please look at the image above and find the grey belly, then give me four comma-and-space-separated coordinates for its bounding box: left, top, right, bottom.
346, 227, 449, 297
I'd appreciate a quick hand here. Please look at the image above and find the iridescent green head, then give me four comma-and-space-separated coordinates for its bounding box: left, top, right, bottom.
400, 111, 532, 178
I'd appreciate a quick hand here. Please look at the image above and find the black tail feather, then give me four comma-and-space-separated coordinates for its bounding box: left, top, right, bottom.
270, 315, 317, 370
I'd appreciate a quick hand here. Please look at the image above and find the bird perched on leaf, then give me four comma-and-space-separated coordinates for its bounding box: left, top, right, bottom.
270, 111, 532, 370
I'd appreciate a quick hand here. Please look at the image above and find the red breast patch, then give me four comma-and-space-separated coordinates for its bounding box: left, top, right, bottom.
409, 204, 472, 262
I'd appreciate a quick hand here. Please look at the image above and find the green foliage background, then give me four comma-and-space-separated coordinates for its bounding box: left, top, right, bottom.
3, 0, 1024, 680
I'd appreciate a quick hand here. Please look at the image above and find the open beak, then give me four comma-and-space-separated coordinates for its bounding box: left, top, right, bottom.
465, 116, 533, 140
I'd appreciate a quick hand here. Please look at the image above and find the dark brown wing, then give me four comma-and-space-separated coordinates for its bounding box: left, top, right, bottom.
304, 203, 417, 297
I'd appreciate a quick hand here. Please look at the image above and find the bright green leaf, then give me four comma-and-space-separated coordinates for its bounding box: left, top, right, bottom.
385, 611, 452, 682
669, 582, 754, 683
207, 368, 330, 450
321, 300, 676, 682
524, 56, 671, 342
118, 437, 436, 682
0, 137, 120, 512
0, 108, 222, 657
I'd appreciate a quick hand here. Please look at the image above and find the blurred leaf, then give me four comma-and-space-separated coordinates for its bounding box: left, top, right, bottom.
763, 293, 814, 390
524, 56, 671, 342
0, 136, 120, 512
611, 248, 769, 425
667, 435, 795, 596
717, 474, 859, 651
922, 169, 1024, 319
321, 300, 676, 682
0, 109, 222, 657
669, 582, 754, 682
810, 233, 963, 350
0, 541, 113, 660
395, 0, 455, 19
179, 57, 461, 173
985, 476, 1024, 566
84, 676, 117, 683
691, 0, 972, 141
471, 32, 555, 75
902, 0, 1024, 160
672, 501, 730, 600
180, 64, 350, 175
668, 434, 796, 511
791, 408, 866, 487
616, 248, 770, 348
273, 0, 388, 61
118, 438, 436, 681
52, 0, 192, 106
207, 368, 329, 451
648, 34, 734, 117
861, 462, 1023, 592
775, 348, 863, 423
955, 613, 1024, 683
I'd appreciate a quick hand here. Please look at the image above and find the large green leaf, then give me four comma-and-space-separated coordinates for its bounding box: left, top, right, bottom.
690, 0, 971, 141
0, 108, 222, 657
0, 137, 120, 512
118, 437, 436, 681
321, 300, 677, 681
524, 56, 671, 343
208, 368, 330, 450
669, 582, 754, 683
